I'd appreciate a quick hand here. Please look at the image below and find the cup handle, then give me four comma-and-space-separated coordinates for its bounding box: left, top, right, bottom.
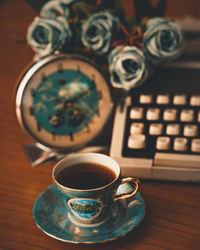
114, 177, 140, 201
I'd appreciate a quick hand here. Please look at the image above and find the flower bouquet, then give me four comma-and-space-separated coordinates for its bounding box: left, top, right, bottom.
26, 0, 184, 92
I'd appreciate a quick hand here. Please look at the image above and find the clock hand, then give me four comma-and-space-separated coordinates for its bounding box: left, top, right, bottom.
70, 85, 95, 103
54, 98, 68, 106
56, 84, 95, 104
54, 98, 90, 116
54, 99, 80, 110
54, 83, 96, 117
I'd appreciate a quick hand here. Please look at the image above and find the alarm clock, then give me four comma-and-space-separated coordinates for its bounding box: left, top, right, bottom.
15, 53, 113, 166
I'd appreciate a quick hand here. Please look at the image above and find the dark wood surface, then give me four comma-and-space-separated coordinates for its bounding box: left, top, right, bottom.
0, 1, 200, 249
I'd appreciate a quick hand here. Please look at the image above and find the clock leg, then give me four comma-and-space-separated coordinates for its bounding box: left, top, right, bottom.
22, 144, 57, 167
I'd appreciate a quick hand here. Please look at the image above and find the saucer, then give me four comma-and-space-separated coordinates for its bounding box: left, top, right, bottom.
33, 185, 145, 244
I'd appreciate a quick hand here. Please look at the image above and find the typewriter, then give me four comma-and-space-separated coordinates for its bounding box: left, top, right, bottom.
110, 60, 200, 182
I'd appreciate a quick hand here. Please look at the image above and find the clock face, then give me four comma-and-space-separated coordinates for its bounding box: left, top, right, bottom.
16, 54, 113, 151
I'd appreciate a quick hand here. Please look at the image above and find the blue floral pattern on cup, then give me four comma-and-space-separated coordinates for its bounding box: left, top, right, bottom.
81, 11, 119, 55
143, 17, 183, 64
27, 16, 71, 59
108, 45, 149, 91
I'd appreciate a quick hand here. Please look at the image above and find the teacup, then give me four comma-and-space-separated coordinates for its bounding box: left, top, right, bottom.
52, 153, 139, 226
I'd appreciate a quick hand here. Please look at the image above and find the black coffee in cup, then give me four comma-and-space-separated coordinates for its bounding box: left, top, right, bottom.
56, 162, 117, 190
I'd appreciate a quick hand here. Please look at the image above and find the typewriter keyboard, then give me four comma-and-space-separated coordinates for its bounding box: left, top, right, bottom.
124, 93, 200, 168
110, 63, 200, 182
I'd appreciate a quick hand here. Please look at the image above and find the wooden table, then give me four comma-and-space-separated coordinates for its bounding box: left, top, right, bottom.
0, 1, 200, 249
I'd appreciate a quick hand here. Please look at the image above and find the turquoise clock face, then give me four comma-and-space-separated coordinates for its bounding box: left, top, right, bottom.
16, 54, 112, 151
33, 69, 98, 135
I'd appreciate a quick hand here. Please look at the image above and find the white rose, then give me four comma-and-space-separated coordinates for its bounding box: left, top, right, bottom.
109, 45, 149, 91
143, 17, 183, 64
81, 11, 119, 55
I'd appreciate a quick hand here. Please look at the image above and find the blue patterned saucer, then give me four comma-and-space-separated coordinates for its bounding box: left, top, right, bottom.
33, 185, 145, 244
